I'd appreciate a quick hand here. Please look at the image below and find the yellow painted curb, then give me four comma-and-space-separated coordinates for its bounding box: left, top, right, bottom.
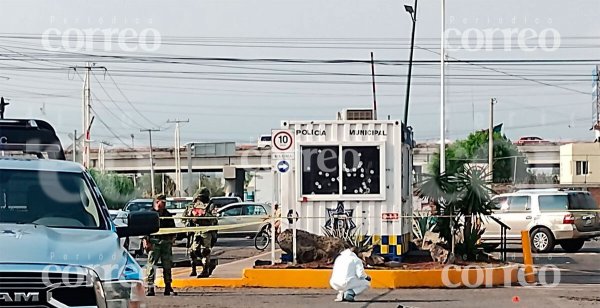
158, 264, 519, 289
156, 278, 245, 288
243, 265, 519, 289
243, 269, 332, 288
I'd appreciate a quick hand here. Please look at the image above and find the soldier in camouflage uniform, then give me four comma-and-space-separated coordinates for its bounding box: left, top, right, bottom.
143, 194, 177, 296
184, 188, 218, 278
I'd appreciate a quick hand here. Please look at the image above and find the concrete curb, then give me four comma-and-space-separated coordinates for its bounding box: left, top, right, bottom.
157, 263, 520, 289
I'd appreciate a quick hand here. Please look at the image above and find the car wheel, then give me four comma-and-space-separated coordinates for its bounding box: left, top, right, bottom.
560, 239, 585, 253
531, 228, 555, 253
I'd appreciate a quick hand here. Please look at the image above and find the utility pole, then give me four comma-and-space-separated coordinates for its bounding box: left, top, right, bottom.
439, 0, 446, 174
83, 68, 90, 168
71, 63, 106, 169
141, 128, 160, 196
168, 119, 189, 197
0, 97, 9, 119
98, 141, 112, 174
72, 129, 77, 163
593, 65, 600, 142
370, 52, 377, 120
99, 142, 105, 173
489, 98, 497, 180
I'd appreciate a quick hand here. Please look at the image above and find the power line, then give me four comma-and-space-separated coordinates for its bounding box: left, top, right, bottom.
106, 71, 155, 124
90, 107, 135, 150
91, 72, 148, 129
415, 45, 589, 95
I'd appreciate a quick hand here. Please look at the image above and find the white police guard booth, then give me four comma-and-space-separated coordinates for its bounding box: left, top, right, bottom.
277, 109, 414, 261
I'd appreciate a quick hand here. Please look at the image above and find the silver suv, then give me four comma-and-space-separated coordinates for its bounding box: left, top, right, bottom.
482, 189, 600, 253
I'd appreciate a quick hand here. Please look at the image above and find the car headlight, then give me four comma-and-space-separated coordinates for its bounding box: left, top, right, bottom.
102, 280, 146, 308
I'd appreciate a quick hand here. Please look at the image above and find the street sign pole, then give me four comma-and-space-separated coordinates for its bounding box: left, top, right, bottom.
270, 129, 295, 264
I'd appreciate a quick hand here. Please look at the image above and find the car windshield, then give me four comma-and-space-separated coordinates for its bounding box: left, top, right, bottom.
211, 198, 240, 208
0, 169, 102, 229
167, 199, 192, 210
126, 202, 153, 212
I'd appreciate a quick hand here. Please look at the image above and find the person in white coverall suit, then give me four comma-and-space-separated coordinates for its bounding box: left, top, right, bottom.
329, 247, 371, 302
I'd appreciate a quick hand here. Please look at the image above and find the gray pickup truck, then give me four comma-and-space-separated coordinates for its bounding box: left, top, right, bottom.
0, 119, 159, 307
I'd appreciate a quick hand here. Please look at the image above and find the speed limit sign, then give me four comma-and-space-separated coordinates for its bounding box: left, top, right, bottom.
271, 129, 294, 152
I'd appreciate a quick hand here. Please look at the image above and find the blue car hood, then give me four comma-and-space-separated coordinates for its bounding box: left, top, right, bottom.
0, 223, 139, 281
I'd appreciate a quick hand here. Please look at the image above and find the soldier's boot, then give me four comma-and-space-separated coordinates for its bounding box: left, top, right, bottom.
208, 259, 218, 275
197, 268, 210, 278
146, 287, 155, 297
197, 257, 210, 278
189, 263, 197, 277
164, 283, 178, 296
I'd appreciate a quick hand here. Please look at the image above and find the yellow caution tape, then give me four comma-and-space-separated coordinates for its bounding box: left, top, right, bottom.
174, 209, 600, 219
151, 220, 267, 236
160, 216, 271, 220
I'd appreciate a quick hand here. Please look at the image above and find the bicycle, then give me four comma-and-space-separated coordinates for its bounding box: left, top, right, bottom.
254, 223, 279, 251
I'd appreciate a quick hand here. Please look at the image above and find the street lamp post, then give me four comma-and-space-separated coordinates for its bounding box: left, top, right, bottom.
439, 0, 446, 174
403, 0, 418, 126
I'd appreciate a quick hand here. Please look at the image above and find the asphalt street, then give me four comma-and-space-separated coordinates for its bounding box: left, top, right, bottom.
136, 236, 262, 267
148, 286, 600, 308
495, 239, 600, 284
146, 238, 600, 307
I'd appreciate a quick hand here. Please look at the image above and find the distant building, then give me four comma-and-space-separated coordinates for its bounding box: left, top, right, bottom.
560, 143, 600, 185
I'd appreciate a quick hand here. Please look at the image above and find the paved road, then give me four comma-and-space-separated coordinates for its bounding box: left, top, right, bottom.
491, 239, 600, 284
136, 236, 263, 267
148, 286, 600, 307
146, 239, 600, 307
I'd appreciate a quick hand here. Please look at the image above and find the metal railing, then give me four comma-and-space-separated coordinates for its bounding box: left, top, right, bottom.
488, 216, 511, 262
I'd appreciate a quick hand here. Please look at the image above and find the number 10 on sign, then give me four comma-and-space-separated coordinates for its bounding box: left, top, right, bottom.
271, 129, 294, 152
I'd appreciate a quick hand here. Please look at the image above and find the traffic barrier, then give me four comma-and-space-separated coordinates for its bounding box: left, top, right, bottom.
521, 230, 536, 283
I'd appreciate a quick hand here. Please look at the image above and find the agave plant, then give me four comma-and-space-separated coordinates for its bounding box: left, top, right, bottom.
412, 211, 437, 240
321, 227, 375, 254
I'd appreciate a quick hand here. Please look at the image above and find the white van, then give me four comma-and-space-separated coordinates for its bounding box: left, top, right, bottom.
257, 134, 271, 149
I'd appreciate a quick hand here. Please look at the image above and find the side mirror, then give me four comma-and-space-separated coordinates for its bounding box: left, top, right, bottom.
117, 211, 159, 238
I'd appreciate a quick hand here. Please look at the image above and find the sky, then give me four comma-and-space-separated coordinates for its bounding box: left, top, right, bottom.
0, 0, 599, 148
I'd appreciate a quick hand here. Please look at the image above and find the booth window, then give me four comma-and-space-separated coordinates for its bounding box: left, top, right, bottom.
342, 146, 380, 195
301, 146, 340, 195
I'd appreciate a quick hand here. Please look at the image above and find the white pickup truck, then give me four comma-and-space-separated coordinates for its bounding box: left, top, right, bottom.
0, 118, 159, 307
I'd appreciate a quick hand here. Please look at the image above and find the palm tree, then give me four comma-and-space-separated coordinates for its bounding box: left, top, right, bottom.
417, 165, 496, 261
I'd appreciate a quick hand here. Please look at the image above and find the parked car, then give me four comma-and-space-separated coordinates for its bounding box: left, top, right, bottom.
515, 136, 549, 145
114, 199, 154, 256
166, 197, 193, 228
482, 189, 600, 253
108, 209, 120, 221
216, 202, 271, 236
114, 198, 153, 226
0, 118, 157, 307
210, 196, 243, 211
